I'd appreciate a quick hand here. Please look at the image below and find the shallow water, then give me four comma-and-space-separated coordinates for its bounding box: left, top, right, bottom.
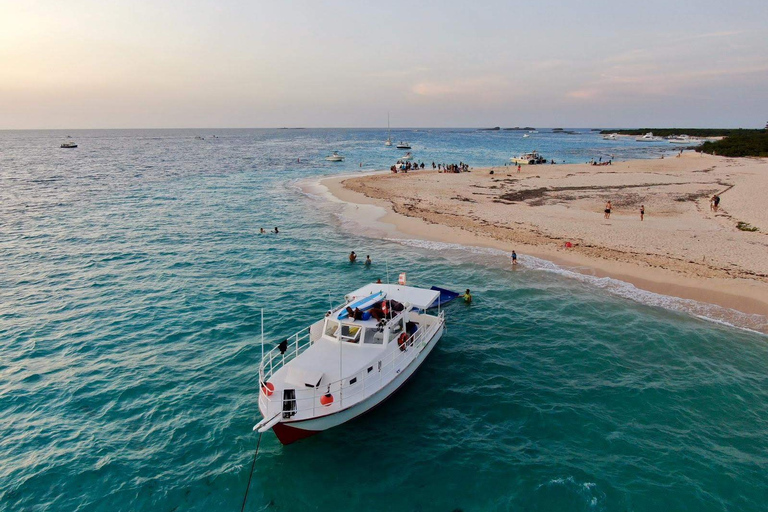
1, 129, 766, 511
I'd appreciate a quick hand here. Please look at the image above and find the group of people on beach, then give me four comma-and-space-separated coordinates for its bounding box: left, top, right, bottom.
437, 162, 469, 173
391, 161, 426, 173
589, 157, 612, 166
604, 201, 646, 221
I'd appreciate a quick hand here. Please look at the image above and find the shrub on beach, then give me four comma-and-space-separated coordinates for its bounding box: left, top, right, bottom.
696, 130, 768, 158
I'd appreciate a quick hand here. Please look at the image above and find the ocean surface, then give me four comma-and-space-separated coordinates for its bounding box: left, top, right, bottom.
1, 129, 767, 512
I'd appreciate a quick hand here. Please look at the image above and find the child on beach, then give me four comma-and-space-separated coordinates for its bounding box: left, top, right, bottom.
604, 201, 612, 219
640, 205, 645, 221
511, 251, 518, 265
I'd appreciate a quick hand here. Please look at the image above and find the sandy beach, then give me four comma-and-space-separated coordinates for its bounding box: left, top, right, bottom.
319, 152, 768, 325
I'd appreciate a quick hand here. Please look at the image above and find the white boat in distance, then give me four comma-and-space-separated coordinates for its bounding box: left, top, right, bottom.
401, 152, 413, 161
636, 132, 662, 142
522, 133, 530, 138
396, 142, 411, 149
254, 283, 446, 444
385, 113, 392, 146
325, 152, 344, 162
667, 135, 700, 144
60, 142, 77, 148
602, 133, 618, 140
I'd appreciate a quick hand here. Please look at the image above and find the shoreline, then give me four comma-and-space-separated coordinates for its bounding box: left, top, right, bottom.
310, 154, 768, 333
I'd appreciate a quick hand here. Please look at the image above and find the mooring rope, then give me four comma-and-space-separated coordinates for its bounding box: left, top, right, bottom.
239, 432, 263, 512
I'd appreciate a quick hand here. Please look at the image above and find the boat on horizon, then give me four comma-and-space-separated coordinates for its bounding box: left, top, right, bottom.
325, 151, 344, 162
602, 133, 618, 140
385, 113, 392, 146
60, 142, 77, 148
396, 141, 411, 149
253, 283, 446, 444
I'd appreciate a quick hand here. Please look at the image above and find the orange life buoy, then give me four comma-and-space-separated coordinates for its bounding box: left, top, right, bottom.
398, 332, 409, 351
261, 381, 274, 396
320, 393, 334, 406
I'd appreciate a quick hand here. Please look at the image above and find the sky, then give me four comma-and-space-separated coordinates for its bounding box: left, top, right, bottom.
1, 0, 767, 129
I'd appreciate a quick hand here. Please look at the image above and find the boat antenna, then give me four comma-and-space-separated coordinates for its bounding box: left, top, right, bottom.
328, 290, 332, 313
385, 259, 390, 285
260, 308, 264, 362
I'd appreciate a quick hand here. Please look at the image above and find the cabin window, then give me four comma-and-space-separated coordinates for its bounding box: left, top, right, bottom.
363, 328, 383, 345
324, 320, 339, 337
340, 324, 361, 343
349, 377, 357, 385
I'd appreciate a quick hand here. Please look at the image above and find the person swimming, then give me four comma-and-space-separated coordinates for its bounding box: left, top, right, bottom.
349, 251, 357, 263
274, 227, 279, 234
365, 255, 371, 266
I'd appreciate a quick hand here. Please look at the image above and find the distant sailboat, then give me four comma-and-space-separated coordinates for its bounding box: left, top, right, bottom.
385, 113, 392, 146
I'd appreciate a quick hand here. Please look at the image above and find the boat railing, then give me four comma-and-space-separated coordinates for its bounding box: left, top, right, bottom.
260, 311, 444, 419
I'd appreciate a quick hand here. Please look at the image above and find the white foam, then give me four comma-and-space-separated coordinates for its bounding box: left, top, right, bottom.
386, 238, 768, 335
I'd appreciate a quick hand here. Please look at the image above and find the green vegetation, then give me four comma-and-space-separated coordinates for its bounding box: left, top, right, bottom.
696, 131, 768, 158
736, 222, 759, 232
599, 128, 763, 137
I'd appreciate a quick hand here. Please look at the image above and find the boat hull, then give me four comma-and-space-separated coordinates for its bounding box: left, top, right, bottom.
271, 322, 444, 444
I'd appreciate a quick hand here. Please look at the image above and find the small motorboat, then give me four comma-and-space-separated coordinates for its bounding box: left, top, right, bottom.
510, 150, 546, 165
635, 132, 662, 142
325, 152, 344, 162
401, 152, 413, 161
253, 282, 446, 444
602, 133, 618, 140
60, 142, 77, 148
523, 133, 530, 138
396, 142, 411, 149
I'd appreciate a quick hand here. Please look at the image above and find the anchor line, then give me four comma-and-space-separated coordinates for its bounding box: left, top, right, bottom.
239, 432, 263, 512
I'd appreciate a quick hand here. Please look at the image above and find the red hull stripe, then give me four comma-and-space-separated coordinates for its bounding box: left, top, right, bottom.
272, 422, 320, 445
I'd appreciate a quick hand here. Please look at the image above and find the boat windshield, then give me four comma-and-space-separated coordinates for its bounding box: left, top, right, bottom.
324, 319, 339, 337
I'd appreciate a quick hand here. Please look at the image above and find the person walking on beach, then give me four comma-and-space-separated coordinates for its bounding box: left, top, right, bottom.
604, 201, 612, 219
349, 251, 357, 263
711, 194, 720, 212
511, 250, 518, 265
517, 164, 521, 173
640, 205, 645, 221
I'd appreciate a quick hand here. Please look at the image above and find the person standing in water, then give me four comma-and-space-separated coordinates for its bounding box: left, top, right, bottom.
365, 255, 371, 266
349, 251, 357, 263
462, 289, 472, 303
273, 227, 279, 234
511, 250, 518, 265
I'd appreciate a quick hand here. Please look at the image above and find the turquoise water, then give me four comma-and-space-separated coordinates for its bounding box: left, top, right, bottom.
1, 129, 767, 511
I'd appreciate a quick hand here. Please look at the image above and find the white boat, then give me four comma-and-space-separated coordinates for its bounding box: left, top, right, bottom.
602, 133, 618, 140
667, 135, 700, 144
396, 142, 411, 149
401, 152, 413, 161
253, 283, 446, 444
385, 113, 392, 146
60, 142, 77, 148
325, 152, 344, 162
635, 132, 662, 142
510, 150, 545, 165
522, 133, 530, 138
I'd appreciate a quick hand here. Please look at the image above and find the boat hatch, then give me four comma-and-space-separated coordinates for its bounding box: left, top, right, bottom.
340, 324, 361, 342
284, 365, 324, 388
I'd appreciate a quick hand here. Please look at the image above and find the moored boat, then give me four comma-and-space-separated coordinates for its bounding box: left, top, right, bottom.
635, 132, 662, 142
60, 142, 78, 148
253, 283, 446, 444
510, 150, 546, 165
396, 142, 411, 149
325, 151, 344, 162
